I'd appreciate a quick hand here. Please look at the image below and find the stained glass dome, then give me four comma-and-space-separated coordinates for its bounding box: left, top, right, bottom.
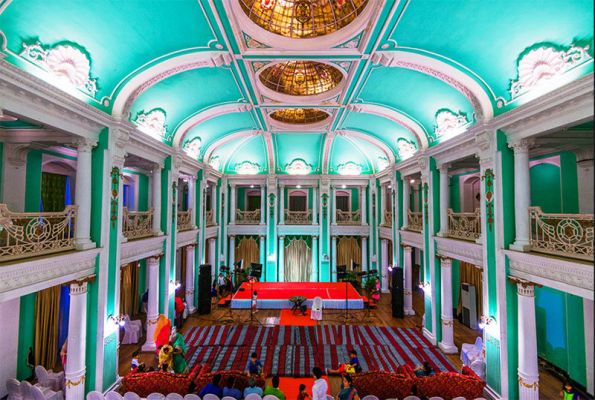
259, 61, 343, 96
270, 108, 330, 124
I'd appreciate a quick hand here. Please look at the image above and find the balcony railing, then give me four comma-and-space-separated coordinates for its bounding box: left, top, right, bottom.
0, 204, 78, 262
285, 210, 312, 225
529, 206, 593, 261
236, 209, 261, 225
383, 210, 393, 228
205, 210, 216, 227
122, 207, 154, 240
177, 209, 192, 232
447, 208, 481, 241
337, 210, 361, 225
407, 210, 423, 232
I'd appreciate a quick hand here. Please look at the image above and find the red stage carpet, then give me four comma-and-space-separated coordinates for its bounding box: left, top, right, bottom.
278, 377, 330, 398
231, 282, 364, 309
279, 309, 317, 326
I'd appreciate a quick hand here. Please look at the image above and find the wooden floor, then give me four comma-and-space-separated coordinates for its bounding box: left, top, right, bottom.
119, 288, 566, 398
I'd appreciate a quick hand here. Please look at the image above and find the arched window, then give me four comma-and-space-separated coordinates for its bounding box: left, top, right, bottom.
336, 190, 350, 212
288, 189, 308, 211
246, 189, 261, 211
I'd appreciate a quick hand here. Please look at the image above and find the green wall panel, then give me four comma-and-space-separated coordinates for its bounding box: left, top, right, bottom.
24, 150, 43, 212
16, 293, 36, 380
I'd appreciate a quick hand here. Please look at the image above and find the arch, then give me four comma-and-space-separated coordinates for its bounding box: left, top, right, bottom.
460, 173, 481, 213
111, 51, 233, 118
371, 51, 494, 121
202, 130, 261, 164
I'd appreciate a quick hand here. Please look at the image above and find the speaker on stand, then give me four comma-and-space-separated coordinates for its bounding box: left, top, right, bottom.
198, 264, 212, 315
391, 267, 404, 318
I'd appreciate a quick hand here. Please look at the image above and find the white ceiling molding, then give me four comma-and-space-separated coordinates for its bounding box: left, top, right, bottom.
202, 130, 261, 165
172, 102, 253, 148
321, 131, 336, 174
371, 51, 494, 121
111, 51, 233, 118
262, 131, 275, 175
338, 129, 396, 164
347, 103, 429, 149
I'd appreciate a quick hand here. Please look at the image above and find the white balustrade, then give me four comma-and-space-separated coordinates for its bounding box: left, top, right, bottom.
383, 210, 393, 228
205, 210, 215, 227
407, 210, 423, 232
336, 210, 361, 225
447, 208, 481, 241
285, 210, 312, 225
177, 209, 192, 231
236, 209, 261, 225
122, 207, 154, 239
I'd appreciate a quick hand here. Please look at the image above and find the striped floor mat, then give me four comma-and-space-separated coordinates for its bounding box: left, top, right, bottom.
183, 325, 456, 377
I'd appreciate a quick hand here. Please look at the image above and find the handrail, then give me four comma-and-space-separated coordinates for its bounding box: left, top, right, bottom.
177, 208, 192, 231
529, 206, 593, 261
236, 209, 261, 225
285, 210, 312, 225
447, 208, 481, 241
407, 210, 423, 232
122, 207, 154, 239
337, 210, 361, 225
0, 204, 78, 262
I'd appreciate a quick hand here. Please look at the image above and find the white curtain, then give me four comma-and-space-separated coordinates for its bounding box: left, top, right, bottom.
284, 238, 312, 282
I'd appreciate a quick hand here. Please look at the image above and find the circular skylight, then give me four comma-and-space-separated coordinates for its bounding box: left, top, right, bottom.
259, 61, 343, 96
238, 0, 370, 39
270, 108, 330, 124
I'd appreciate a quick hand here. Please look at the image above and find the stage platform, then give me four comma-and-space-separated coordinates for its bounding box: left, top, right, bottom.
230, 282, 364, 310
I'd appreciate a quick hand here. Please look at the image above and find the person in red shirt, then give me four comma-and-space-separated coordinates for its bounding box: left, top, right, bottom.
174, 297, 185, 329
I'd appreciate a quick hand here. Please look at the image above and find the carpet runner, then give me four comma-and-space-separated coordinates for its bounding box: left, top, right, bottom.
279, 309, 317, 326
183, 325, 457, 377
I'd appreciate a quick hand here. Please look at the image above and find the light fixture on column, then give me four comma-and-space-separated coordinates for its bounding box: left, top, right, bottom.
267, 254, 276, 261
388, 265, 393, 272
109, 314, 126, 327
418, 281, 431, 295
169, 280, 181, 292
479, 315, 495, 330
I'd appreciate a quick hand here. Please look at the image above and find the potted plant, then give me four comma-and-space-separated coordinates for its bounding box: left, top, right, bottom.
363, 276, 376, 298
345, 270, 360, 290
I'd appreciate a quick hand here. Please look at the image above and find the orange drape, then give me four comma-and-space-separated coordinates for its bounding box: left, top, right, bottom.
34, 286, 61, 369
120, 261, 140, 316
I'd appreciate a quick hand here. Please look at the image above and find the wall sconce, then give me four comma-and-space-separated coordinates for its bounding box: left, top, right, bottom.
410, 179, 415, 184
296, 184, 301, 188
323, 254, 329, 261
250, 185, 254, 188
418, 282, 431, 295
109, 314, 126, 327
267, 254, 276, 261
479, 315, 496, 330
169, 280, 181, 292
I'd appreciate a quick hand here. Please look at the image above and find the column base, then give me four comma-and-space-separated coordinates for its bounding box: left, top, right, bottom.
401, 225, 408, 231
381, 289, 390, 294
438, 341, 458, 354
187, 306, 196, 314
510, 241, 531, 252
422, 327, 436, 345
436, 230, 449, 237
74, 239, 96, 251
153, 230, 164, 237
518, 371, 540, 400
64, 370, 86, 399
404, 307, 415, 316
141, 341, 157, 352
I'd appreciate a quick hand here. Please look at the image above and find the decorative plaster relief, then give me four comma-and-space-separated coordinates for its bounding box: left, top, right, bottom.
133, 109, 170, 140
435, 236, 483, 266
176, 229, 199, 248
397, 138, 417, 160
336, 161, 363, 175
400, 230, 423, 248
285, 158, 313, 175
332, 31, 364, 49
182, 137, 202, 159
432, 110, 468, 142
120, 236, 166, 265
377, 156, 389, 172
234, 160, 261, 175
209, 156, 221, 171
243, 32, 271, 49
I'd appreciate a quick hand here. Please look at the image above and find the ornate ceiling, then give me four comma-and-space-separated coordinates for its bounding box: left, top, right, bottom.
0, 0, 592, 175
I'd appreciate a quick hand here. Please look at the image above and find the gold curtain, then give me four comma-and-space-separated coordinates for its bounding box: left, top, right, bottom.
337, 236, 361, 272
285, 239, 312, 282
456, 261, 483, 319
236, 237, 260, 286
120, 261, 140, 317
34, 286, 61, 369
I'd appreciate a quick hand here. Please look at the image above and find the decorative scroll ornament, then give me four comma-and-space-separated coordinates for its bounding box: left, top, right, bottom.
243, 32, 271, 49
234, 161, 260, 175
172, 182, 178, 221
269, 193, 276, 217
134, 109, 170, 140
182, 137, 201, 159
333, 31, 364, 49
423, 183, 429, 225
322, 193, 329, 218
377, 157, 389, 172
482, 169, 495, 232
510, 44, 593, 100
396, 138, 417, 160
209, 156, 221, 171
336, 161, 363, 175
20, 42, 98, 97
433, 110, 468, 142
110, 167, 123, 229
285, 158, 313, 175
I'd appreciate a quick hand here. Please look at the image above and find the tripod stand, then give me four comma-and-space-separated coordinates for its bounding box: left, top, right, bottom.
241, 278, 262, 326
336, 280, 356, 322
212, 270, 243, 324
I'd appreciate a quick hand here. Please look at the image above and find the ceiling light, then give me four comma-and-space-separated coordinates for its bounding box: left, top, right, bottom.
296, 185, 301, 188
250, 185, 254, 188
410, 179, 415, 184
341, 185, 346, 189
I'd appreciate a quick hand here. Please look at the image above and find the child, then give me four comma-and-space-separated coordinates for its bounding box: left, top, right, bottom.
211, 281, 218, 302
218, 273, 226, 296
246, 352, 264, 378
252, 290, 258, 313
372, 277, 381, 302
131, 349, 140, 370
328, 350, 360, 375
297, 384, 310, 400
561, 381, 581, 399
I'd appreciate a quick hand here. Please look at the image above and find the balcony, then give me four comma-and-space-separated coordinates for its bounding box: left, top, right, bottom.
236, 209, 261, 225
177, 209, 192, 232
205, 210, 216, 227
447, 208, 481, 241
122, 207, 154, 240
407, 210, 423, 232
285, 210, 312, 225
383, 210, 393, 228
0, 204, 78, 262
337, 210, 361, 226
529, 206, 593, 261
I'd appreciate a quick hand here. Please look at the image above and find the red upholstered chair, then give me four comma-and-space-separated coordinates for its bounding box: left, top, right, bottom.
121, 364, 202, 397
351, 369, 414, 399
194, 364, 266, 393
401, 365, 486, 400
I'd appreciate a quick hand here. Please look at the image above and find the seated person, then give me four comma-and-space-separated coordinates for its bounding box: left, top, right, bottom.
244, 376, 264, 398
159, 363, 169, 372
264, 376, 285, 400
131, 349, 140, 370
561, 381, 581, 400
336, 374, 360, 400
328, 350, 360, 375
223, 376, 242, 400
413, 361, 435, 377
199, 373, 223, 398
297, 384, 310, 400
135, 363, 146, 373
246, 352, 265, 378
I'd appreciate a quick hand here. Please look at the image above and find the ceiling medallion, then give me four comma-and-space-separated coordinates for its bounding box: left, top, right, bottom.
336, 161, 363, 175
235, 160, 261, 175
259, 61, 343, 96
270, 108, 329, 125
133, 109, 170, 140
182, 137, 202, 159
239, 0, 370, 39
285, 158, 313, 175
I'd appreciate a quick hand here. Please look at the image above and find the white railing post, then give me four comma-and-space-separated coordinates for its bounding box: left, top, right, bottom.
152, 163, 164, 236
229, 183, 236, 225
279, 185, 285, 225
72, 138, 97, 250
402, 178, 410, 230
509, 139, 534, 251
437, 164, 450, 237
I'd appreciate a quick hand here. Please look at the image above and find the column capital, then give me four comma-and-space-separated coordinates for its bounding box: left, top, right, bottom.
230, 183, 236, 188
400, 244, 413, 252
278, 235, 285, 239
258, 235, 266, 239
152, 162, 165, 171
361, 235, 368, 240
186, 242, 198, 248
508, 276, 542, 296
67, 275, 95, 295
331, 235, 338, 239
70, 137, 98, 153
508, 138, 535, 154
437, 163, 451, 174
312, 235, 319, 239
4, 143, 36, 166
381, 238, 388, 243
436, 254, 452, 262
148, 253, 165, 264
474, 130, 494, 166
227, 234, 236, 239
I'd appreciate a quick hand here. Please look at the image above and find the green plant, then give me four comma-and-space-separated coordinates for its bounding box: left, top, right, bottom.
345, 270, 358, 282
364, 276, 376, 291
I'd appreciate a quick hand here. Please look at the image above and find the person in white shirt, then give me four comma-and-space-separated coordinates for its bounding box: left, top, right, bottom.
312, 367, 328, 400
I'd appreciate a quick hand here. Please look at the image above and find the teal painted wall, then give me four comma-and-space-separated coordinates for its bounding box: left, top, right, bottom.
529, 152, 579, 214
451, 259, 460, 309
138, 173, 149, 212
16, 293, 36, 380
24, 150, 43, 212
450, 176, 460, 213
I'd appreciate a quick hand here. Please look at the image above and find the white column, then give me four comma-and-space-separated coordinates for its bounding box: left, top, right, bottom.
1, 144, 31, 212
380, 185, 387, 225
312, 186, 318, 225
185, 246, 196, 314
438, 257, 457, 353
64, 281, 88, 400
361, 236, 368, 272
360, 185, 367, 225
208, 238, 216, 276
509, 139, 534, 251
516, 280, 539, 400
278, 185, 285, 225
73, 138, 97, 250
189, 178, 197, 229
331, 236, 338, 282
584, 298, 594, 395
210, 185, 217, 221
576, 157, 594, 213
260, 185, 266, 224
380, 239, 389, 293
228, 235, 236, 268
402, 179, 410, 229
142, 256, 161, 351
437, 164, 450, 237
229, 184, 236, 224
311, 236, 319, 282
278, 236, 285, 282
152, 164, 164, 236
403, 246, 415, 315
331, 186, 337, 225
259, 236, 266, 266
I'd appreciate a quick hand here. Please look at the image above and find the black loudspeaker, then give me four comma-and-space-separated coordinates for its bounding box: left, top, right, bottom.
250, 263, 263, 279
392, 268, 404, 318
337, 265, 347, 280
198, 264, 212, 315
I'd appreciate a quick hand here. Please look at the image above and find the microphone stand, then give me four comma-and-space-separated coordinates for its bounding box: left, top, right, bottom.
212, 270, 243, 324
242, 273, 262, 326
337, 279, 356, 322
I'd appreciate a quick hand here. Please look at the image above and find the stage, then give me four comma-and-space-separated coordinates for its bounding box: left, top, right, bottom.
230, 282, 365, 310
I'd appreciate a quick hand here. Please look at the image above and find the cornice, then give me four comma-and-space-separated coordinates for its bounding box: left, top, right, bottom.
330, 225, 370, 236
278, 225, 321, 236
399, 230, 423, 248
176, 229, 200, 248
120, 236, 166, 265
435, 236, 483, 266
227, 225, 267, 236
